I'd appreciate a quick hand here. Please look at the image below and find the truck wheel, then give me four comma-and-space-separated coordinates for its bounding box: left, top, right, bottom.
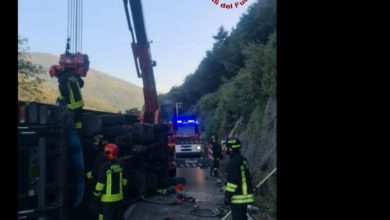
115, 134, 132, 145
81, 113, 102, 137
115, 140, 131, 157
131, 123, 154, 145
100, 115, 126, 126
102, 125, 129, 137
124, 114, 139, 124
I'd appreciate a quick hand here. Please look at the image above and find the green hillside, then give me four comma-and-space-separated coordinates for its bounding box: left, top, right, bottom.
18, 52, 144, 113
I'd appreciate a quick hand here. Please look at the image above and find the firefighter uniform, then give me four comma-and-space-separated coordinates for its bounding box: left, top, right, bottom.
224, 138, 254, 220
85, 135, 109, 218
94, 158, 127, 220
86, 151, 107, 218
57, 70, 85, 132
88, 152, 107, 180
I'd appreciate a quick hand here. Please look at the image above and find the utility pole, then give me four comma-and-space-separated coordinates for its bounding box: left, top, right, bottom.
174, 102, 182, 118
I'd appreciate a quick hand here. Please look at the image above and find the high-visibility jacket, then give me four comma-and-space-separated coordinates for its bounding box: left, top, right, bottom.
94, 160, 128, 203
225, 151, 255, 204
58, 70, 84, 110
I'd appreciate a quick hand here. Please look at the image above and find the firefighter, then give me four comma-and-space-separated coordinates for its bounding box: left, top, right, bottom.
86, 134, 109, 181
83, 134, 109, 218
50, 65, 85, 135
210, 135, 223, 177
224, 137, 255, 220
93, 143, 128, 220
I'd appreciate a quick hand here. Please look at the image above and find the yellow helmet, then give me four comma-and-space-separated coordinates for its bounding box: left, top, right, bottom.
226, 137, 241, 149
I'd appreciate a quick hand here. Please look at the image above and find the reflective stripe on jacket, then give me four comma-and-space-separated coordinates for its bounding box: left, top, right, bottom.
66, 76, 84, 109
95, 160, 128, 202
225, 151, 254, 204
58, 71, 84, 110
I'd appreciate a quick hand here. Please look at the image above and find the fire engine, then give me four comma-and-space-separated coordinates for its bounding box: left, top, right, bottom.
168, 117, 210, 168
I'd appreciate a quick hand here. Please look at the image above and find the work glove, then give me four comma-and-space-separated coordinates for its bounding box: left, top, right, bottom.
85, 171, 93, 180
224, 197, 230, 206
92, 190, 101, 201
56, 97, 66, 106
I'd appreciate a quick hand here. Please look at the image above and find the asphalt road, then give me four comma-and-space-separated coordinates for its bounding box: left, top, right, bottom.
124, 167, 227, 220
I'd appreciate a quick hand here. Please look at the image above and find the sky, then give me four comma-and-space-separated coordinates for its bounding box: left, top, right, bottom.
18, 0, 254, 93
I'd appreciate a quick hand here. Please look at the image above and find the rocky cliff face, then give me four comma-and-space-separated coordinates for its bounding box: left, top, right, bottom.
217, 96, 276, 219
239, 96, 277, 219
241, 96, 276, 182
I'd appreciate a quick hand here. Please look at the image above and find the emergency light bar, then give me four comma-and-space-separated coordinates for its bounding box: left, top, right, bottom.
176, 118, 198, 124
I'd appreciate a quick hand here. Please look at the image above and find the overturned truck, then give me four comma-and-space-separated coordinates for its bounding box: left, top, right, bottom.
17, 101, 176, 219
18, 1, 184, 219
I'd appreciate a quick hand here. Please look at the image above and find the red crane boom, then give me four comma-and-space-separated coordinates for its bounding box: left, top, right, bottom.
123, 0, 160, 124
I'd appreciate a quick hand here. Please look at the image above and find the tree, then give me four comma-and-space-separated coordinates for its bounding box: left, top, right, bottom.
124, 108, 140, 115
212, 26, 228, 49
161, 0, 276, 119
18, 36, 45, 102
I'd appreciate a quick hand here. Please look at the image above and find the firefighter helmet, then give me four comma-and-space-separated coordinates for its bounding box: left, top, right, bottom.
48, 64, 64, 77
104, 143, 119, 160
226, 137, 241, 149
